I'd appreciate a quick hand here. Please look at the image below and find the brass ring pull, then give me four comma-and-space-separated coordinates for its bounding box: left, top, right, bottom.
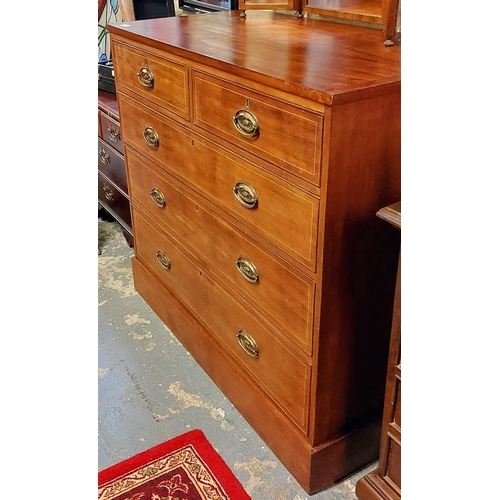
143, 126, 159, 148
232, 109, 259, 138
233, 181, 258, 209
107, 124, 121, 144
150, 187, 166, 209
236, 330, 259, 357
102, 183, 114, 202
99, 147, 110, 165
137, 66, 154, 88
156, 250, 171, 270
236, 257, 259, 284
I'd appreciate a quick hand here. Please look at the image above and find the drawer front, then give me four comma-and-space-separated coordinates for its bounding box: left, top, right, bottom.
98, 172, 132, 229
192, 71, 323, 185
133, 210, 311, 431
98, 138, 127, 194
113, 41, 189, 121
386, 438, 401, 491
99, 112, 124, 154
127, 149, 315, 354
120, 96, 319, 270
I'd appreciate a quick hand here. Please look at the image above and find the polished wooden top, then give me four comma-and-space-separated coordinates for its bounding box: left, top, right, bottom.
98, 89, 119, 119
376, 201, 401, 229
107, 10, 400, 105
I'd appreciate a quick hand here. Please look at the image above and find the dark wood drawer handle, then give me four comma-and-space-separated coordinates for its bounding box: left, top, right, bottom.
236, 256, 259, 284
102, 183, 114, 202
232, 109, 259, 138
233, 181, 257, 209
236, 330, 259, 357
137, 66, 154, 88
107, 124, 121, 144
99, 147, 110, 165
143, 126, 159, 148
156, 250, 171, 270
150, 187, 166, 209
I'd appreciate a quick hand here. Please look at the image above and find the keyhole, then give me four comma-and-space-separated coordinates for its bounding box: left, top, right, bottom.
246, 98, 250, 107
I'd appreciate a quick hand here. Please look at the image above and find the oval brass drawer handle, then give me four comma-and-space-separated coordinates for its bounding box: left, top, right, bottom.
102, 183, 114, 202
232, 109, 259, 138
143, 126, 159, 148
156, 250, 171, 270
107, 124, 121, 144
150, 187, 166, 209
233, 181, 257, 209
99, 147, 110, 165
137, 66, 154, 88
236, 330, 259, 357
236, 256, 259, 284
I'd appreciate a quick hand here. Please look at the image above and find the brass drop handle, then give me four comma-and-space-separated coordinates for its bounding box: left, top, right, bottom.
232, 109, 259, 138
156, 250, 171, 270
137, 66, 154, 88
99, 147, 110, 165
107, 124, 121, 144
143, 126, 159, 148
233, 181, 258, 209
150, 187, 166, 209
102, 183, 114, 202
236, 257, 259, 284
236, 330, 259, 357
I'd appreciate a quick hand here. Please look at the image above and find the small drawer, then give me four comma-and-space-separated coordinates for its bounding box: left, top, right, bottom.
112, 41, 189, 121
192, 71, 324, 186
98, 138, 127, 194
99, 112, 124, 154
385, 438, 401, 490
120, 95, 320, 271
98, 172, 132, 229
127, 149, 315, 354
133, 209, 312, 432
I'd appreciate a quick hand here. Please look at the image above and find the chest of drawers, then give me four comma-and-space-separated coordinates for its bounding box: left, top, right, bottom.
108, 11, 401, 494
98, 90, 133, 247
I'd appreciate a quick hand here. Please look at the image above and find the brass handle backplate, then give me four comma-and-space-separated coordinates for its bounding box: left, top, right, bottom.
143, 126, 159, 148
137, 66, 154, 88
156, 250, 171, 270
232, 109, 259, 138
233, 181, 258, 209
107, 124, 121, 144
236, 330, 259, 357
236, 257, 259, 284
99, 147, 110, 165
102, 183, 114, 202
150, 187, 166, 209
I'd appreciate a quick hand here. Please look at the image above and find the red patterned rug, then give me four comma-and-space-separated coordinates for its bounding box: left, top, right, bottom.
98, 429, 250, 500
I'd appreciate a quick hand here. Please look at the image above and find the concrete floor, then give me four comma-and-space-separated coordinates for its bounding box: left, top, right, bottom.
98, 217, 377, 499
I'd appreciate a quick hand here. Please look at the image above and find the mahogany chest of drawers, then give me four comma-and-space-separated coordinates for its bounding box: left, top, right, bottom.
98, 89, 133, 246
356, 202, 401, 500
108, 11, 401, 494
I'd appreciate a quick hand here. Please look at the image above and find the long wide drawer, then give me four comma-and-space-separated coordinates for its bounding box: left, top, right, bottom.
98, 138, 127, 194
127, 148, 315, 354
112, 41, 190, 121
192, 70, 324, 186
133, 209, 312, 431
120, 95, 320, 271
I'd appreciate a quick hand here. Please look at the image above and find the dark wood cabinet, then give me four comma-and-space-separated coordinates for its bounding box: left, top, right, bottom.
98, 90, 133, 246
356, 201, 401, 500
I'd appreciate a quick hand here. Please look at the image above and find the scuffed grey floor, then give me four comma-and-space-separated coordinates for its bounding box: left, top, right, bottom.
98, 218, 377, 499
